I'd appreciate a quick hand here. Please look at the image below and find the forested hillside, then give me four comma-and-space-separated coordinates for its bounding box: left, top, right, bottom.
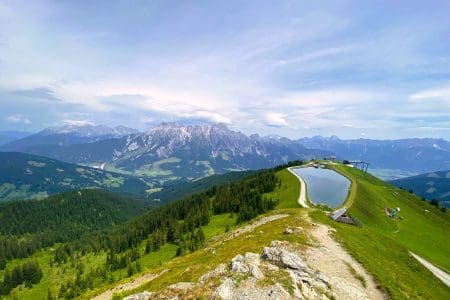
0, 189, 146, 268
0, 163, 294, 298
0, 152, 151, 201
151, 170, 255, 202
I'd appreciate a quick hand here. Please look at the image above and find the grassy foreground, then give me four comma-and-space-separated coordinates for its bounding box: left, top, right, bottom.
312, 164, 450, 299
4, 166, 448, 299
1, 169, 299, 299
89, 169, 303, 299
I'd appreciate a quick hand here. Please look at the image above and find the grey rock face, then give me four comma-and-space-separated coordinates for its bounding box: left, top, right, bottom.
261, 245, 309, 271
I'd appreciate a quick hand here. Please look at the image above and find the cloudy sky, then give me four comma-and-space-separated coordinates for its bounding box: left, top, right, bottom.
0, 0, 449, 139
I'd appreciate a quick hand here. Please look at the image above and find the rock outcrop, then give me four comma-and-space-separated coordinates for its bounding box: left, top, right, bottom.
123, 238, 379, 300
262, 243, 309, 271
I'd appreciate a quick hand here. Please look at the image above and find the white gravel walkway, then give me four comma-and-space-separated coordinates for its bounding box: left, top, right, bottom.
410, 252, 450, 287
287, 167, 309, 208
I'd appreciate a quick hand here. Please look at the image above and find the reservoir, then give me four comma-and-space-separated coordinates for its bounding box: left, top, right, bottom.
292, 167, 350, 208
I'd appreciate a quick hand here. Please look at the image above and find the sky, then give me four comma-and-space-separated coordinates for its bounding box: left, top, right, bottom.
0, 0, 449, 139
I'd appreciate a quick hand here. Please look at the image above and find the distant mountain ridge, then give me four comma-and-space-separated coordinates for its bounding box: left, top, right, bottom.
1, 123, 329, 180
1, 123, 449, 179
0, 131, 32, 146
1, 124, 139, 149
297, 136, 450, 173
0, 152, 150, 202
390, 170, 450, 207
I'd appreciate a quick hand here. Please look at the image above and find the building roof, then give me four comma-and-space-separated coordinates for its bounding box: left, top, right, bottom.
332, 207, 347, 220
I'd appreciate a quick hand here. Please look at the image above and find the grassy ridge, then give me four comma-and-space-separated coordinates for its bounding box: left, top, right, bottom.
109, 209, 310, 299
0, 168, 284, 299
270, 169, 300, 209
87, 168, 302, 298
312, 164, 450, 299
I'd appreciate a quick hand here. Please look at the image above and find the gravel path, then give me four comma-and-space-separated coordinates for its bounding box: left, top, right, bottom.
223, 214, 289, 241
91, 270, 167, 300
410, 252, 450, 287
307, 222, 386, 300
287, 167, 309, 208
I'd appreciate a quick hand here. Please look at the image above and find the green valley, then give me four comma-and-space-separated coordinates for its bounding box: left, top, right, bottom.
0, 152, 151, 202
0, 162, 449, 299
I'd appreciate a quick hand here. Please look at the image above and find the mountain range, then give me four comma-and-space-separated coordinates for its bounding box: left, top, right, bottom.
0, 123, 329, 180
1, 124, 139, 149
1, 123, 450, 182
297, 135, 450, 175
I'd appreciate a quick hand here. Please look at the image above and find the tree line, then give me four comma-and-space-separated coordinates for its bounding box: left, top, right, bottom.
0, 261, 43, 296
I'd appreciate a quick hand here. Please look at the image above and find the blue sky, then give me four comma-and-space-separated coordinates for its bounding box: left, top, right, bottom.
0, 0, 449, 139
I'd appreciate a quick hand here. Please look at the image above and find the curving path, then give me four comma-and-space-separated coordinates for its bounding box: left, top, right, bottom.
410, 252, 450, 287
287, 167, 309, 208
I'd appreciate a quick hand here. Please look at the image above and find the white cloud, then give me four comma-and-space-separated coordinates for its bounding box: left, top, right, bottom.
62, 119, 94, 126
410, 87, 450, 105
264, 112, 288, 127
275, 45, 358, 66
5, 114, 31, 124
191, 111, 231, 124
1, 1, 450, 139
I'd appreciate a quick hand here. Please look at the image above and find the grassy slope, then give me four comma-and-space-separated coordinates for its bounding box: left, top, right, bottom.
202, 214, 238, 240
0, 170, 272, 299
312, 164, 450, 299
88, 169, 302, 299
271, 168, 300, 209
10, 166, 449, 299
1, 241, 179, 299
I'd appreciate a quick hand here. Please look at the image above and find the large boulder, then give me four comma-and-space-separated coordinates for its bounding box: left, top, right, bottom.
261, 244, 309, 271
230, 254, 250, 273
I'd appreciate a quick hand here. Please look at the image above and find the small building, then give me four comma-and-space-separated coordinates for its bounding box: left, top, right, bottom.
324, 155, 337, 161
331, 208, 358, 225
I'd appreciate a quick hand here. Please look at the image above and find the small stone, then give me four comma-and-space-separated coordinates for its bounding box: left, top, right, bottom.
123, 291, 153, 300
244, 252, 260, 266
230, 254, 249, 273
284, 227, 294, 234
215, 277, 235, 300
249, 264, 264, 279
264, 262, 280, 272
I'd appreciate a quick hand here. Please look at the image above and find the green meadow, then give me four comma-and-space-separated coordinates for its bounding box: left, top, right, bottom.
311, 164, 450, 299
